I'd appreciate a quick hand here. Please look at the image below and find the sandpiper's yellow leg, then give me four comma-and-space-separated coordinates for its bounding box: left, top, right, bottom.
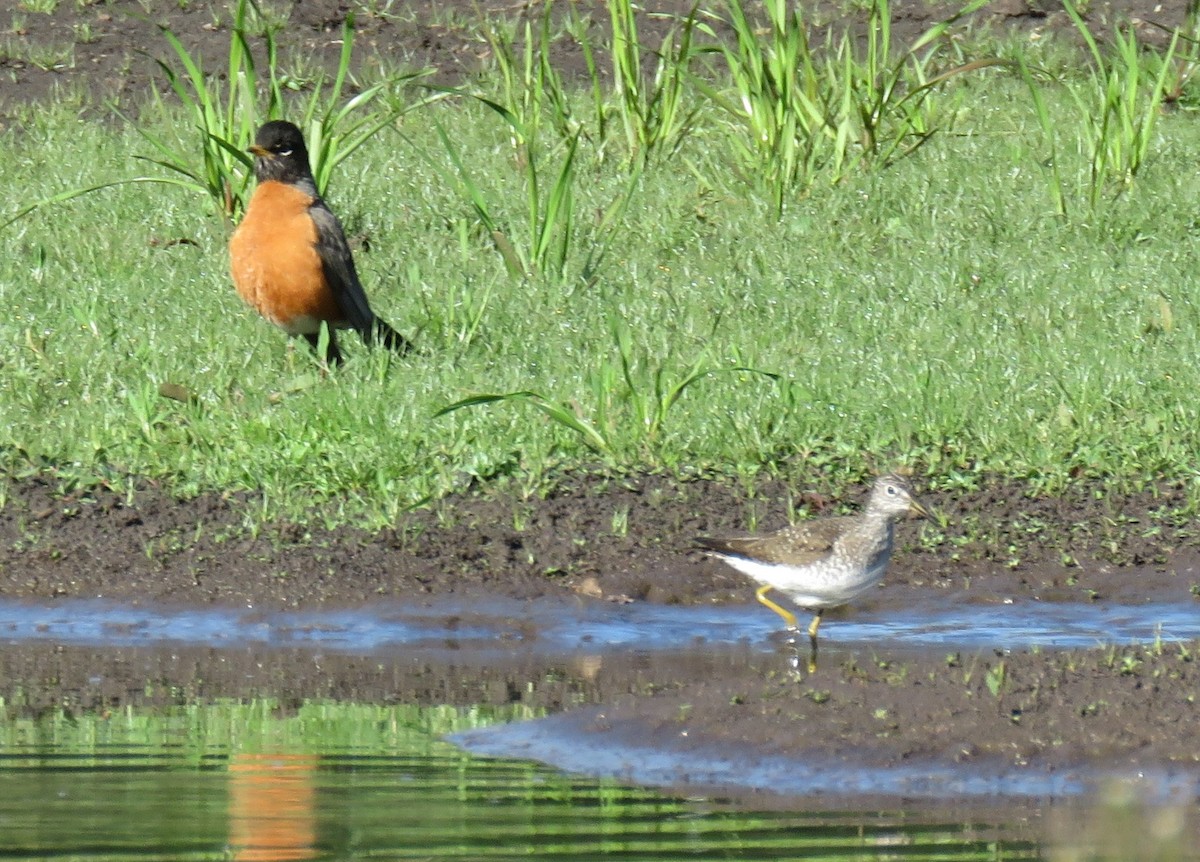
806, 611, 823, 672
755, 585, 797, 629
807, 611, 823, 644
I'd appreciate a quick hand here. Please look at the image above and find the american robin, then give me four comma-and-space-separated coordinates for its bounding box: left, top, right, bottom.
229, 120, 410, 365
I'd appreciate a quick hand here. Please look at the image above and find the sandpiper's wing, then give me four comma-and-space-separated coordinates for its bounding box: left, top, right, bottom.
696, 516, 854, 566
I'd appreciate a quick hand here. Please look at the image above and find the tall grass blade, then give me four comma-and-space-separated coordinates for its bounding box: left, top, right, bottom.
435, 392, 612, 455
1016, 53, 1067, 218
1, 178, 208, 231
425, 114, 526, 277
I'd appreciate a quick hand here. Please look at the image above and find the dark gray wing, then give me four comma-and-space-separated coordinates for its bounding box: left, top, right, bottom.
309, 197, 377, 336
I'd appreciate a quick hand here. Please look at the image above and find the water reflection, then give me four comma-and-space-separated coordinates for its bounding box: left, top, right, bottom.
229, 753, 317, 862
0, 700, 1041, 861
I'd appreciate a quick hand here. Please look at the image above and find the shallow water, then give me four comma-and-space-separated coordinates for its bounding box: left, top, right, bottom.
454, 707, 1200, 802
1, 595, 1197, 858
0, 596, 1195, 654
0, 702, 1039, 861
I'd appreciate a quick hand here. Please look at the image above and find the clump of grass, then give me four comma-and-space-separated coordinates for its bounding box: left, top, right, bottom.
700, 0, 992, 213
128, 0, 274, 219
409, 5, 581, 280
435, 319, 778, 458
133, 0, 424, 220
71, 21, 96, 44
0, 36, 73, 71
483, 6, 576, 147
1066, 0, 1178, 209
605, 0, 704, 164
416, 103, 580, 281
418, 3, 657, 282
420, 0, 707, 282
1021, 0, 1179, 213
18, 0, 58, 14
3, 0, 433, 232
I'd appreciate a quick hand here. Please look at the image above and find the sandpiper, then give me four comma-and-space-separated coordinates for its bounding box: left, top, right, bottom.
696, 473, 929, 647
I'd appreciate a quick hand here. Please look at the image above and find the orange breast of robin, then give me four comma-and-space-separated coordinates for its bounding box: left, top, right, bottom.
229, 180, 344, 336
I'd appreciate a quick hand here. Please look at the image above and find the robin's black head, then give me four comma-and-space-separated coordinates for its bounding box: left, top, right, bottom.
247, 120, 313, 185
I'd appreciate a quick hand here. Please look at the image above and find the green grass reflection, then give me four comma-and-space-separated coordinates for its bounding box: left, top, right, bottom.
0, 698, 1039, 860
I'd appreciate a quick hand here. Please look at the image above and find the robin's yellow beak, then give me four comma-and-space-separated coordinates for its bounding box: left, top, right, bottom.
248, 144, 272, 158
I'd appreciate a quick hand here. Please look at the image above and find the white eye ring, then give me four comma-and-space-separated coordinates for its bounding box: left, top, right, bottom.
278, 148, 293, 157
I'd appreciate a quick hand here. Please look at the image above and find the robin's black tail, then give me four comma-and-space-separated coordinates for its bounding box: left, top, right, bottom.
365, 316, 412, 355
304, 330, 346, 366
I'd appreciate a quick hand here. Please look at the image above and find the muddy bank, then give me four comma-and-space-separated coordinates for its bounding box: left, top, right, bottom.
1, 633, 1197, 805
536, 638, 1200, 779
3, 471, 1199, 611
4, 471, 1200, 796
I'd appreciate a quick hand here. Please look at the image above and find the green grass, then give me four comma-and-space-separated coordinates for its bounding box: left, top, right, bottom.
0, 34, 73, 70
4, 5, 1200, 525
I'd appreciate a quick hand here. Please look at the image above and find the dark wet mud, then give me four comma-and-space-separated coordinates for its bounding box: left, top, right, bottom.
3, 472, 1200, 805
2, 625, 1197, 808
6, 471, 1200, 610
1, 0, 1193, 112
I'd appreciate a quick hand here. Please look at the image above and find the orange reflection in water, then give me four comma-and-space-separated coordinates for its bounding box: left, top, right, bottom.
228, 752, 318, 862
